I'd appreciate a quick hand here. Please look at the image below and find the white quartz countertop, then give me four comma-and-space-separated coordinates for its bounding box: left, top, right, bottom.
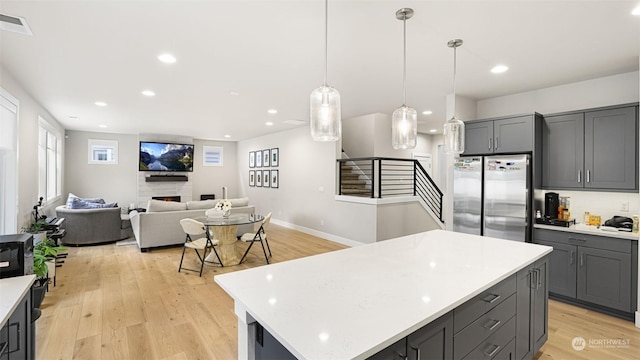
534, 223, 639, 241
215, 229, 552, 360
0, 275, 35, 328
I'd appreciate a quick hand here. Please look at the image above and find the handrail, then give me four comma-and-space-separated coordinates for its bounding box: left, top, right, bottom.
336, 157, 444, 223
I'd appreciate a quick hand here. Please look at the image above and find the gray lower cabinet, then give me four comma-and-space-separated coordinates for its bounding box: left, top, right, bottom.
515, 258, 548, 360
534, 228, 637, 315
0, 288, 33, 360
407, 312, 454, 360
463, 114, 538, 156
542, 105, 638, 191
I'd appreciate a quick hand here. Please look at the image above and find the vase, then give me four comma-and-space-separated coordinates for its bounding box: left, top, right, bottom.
223, 209, 231, 218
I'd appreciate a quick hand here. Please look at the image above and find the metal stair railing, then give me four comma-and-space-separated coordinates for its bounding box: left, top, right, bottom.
336, 157, 444, 223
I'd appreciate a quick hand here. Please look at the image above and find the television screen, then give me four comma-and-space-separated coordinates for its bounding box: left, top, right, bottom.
139, 141, 194, 172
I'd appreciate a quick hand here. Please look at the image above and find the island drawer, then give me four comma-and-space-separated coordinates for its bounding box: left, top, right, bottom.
461, 316, 515, 360
454, 274, 516, 333
492, 338, 515, 360
453, 294, 516, 360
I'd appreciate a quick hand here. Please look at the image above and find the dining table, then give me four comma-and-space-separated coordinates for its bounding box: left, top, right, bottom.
193, 213, 264, 266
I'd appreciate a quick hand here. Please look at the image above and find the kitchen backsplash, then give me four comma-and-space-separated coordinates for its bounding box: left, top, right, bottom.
533, 189, 640, 224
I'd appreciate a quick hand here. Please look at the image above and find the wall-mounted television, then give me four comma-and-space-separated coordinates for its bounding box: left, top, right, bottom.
139, 141, 194, 172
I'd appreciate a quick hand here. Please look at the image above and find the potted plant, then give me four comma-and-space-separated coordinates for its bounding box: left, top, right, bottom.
22, 218, 49, 245
32, 237, 66, 308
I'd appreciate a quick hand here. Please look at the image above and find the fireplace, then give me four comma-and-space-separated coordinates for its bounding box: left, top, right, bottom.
152, 196, 181, 202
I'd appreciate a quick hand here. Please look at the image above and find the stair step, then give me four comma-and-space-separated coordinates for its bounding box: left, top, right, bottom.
341, 179, 367, 185
341, 188, 372, 195
341, 173, 361, 178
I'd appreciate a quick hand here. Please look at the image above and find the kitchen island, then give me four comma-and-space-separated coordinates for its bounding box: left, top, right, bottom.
215, 229, 552, 360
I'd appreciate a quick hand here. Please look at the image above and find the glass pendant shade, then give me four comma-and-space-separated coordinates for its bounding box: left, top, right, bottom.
392, 105, 417, 150
310, 85, 341, 141
444, 116, 465, 154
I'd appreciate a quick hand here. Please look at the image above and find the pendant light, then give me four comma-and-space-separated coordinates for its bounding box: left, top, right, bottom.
310, 0, 341, 142
443, 39, 465, 154
392, 8, 417, 150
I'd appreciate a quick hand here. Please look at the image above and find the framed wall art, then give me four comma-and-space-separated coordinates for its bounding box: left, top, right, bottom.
271, 148, 279, 167
256, 170, 262, 187
263, 149, 270, 167
249, 151, 255, 168
249, 170, 255, 186
263, 170, 270, 188
271, 170, 279, 188
256, 150, 263, 167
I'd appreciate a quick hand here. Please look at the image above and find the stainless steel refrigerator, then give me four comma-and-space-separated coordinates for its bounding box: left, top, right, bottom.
453, 154, 531, 242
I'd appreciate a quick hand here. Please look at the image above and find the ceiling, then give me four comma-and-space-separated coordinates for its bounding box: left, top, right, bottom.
1, 1, 639, 141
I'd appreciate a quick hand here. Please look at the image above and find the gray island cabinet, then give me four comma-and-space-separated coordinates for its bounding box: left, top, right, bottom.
216, 230, 552, 360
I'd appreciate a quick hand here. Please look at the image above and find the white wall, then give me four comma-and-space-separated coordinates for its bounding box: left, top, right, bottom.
477, 71, 639, 118
65, 130, 138, 207
342, 114, 375, 158
1, 66, 65, 228
64, 131, 239, 208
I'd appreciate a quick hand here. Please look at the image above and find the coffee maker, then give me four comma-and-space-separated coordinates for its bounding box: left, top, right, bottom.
545, 192, 559, 219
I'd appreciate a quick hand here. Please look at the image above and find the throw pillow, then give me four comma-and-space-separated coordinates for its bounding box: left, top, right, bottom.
186, 199, 217, 210
229, 197, 249, 207
70, 198, 117, 209
66, 193, 106, 207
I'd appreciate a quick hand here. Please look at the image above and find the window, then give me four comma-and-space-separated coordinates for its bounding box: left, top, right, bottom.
0, 88, 18, 234
203, 146, 223, 166
38, 117, 62, 203
88, 139, 118, 164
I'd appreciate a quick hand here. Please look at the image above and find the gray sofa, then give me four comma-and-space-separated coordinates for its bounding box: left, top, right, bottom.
55, 205, 131, 245
129, 198, 255, 252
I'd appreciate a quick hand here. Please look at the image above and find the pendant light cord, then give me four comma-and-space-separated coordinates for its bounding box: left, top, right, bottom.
323, 0, 328, 87
452, 44, 456, 116
402, 16, 407, 106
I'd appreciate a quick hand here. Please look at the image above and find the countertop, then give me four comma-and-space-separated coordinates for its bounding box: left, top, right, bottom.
534, 223, 639, 241
0, 275, 35, 328
215, 229, 552, 360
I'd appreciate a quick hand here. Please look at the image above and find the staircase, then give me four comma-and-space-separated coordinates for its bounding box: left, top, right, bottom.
339, 163, 371, 197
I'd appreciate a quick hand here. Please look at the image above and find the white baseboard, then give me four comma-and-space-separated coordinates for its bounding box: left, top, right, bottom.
270, 219, 364, 248
636, 311, 640, 328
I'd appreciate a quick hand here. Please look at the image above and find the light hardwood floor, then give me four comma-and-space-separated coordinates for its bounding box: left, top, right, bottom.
37, 225, 640, 359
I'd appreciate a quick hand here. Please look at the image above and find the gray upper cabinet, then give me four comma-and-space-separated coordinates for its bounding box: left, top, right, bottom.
584, 107, 637, 190
542, 105, 638, 191
463, 115, 536, 155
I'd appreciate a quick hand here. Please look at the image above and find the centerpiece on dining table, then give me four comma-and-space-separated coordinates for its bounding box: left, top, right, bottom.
214, 200, 232, 218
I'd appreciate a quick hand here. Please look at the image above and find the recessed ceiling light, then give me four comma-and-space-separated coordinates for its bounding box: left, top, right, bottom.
99, 124, 107, 128
422, 110, 433, 115
267, 109, 278, 114
157, 53, 176, 64
265, 122, 274, 126
142, 90, 155, 97
633, 5, 640, 15
95, 101, 107, 107
429, 129, 437, 133
224, 134, 231, 138
491, 65, 509, 74
229, 91, 240, 96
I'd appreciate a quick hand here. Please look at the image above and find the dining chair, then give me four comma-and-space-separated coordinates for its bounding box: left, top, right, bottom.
239, 212, 272, 264
178, 218, 223, 276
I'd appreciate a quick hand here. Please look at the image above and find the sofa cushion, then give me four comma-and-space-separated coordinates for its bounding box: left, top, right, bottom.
66, 193, 106, 207
70, 198, 117, 209
146, 199, 188, 212
229, 197, 249, 207
186, 199, 217, 210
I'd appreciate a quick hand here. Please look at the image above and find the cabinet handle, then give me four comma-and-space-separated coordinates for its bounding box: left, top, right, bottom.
568, 237, 586, 244
495, 137, 499, 150
570, 250, 575, 265
536, 268, 542, 289
530, 269, 537, 289
586, 170, 590, 183
578, 170, 581, 183
483, 319, 502, 331
580, 253, 584, 267
395, 350, 407, 360
483, 344, 501, 357
0, 341, 8, 357
405, 346, 420, 360
482, 293, 501, 304
489, 138, 492, 151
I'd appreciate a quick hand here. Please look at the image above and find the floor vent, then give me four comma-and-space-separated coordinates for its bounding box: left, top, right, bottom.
0, 14, 33, 36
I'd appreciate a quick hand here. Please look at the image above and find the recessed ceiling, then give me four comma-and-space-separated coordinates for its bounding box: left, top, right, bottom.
0, 1, 638, 141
